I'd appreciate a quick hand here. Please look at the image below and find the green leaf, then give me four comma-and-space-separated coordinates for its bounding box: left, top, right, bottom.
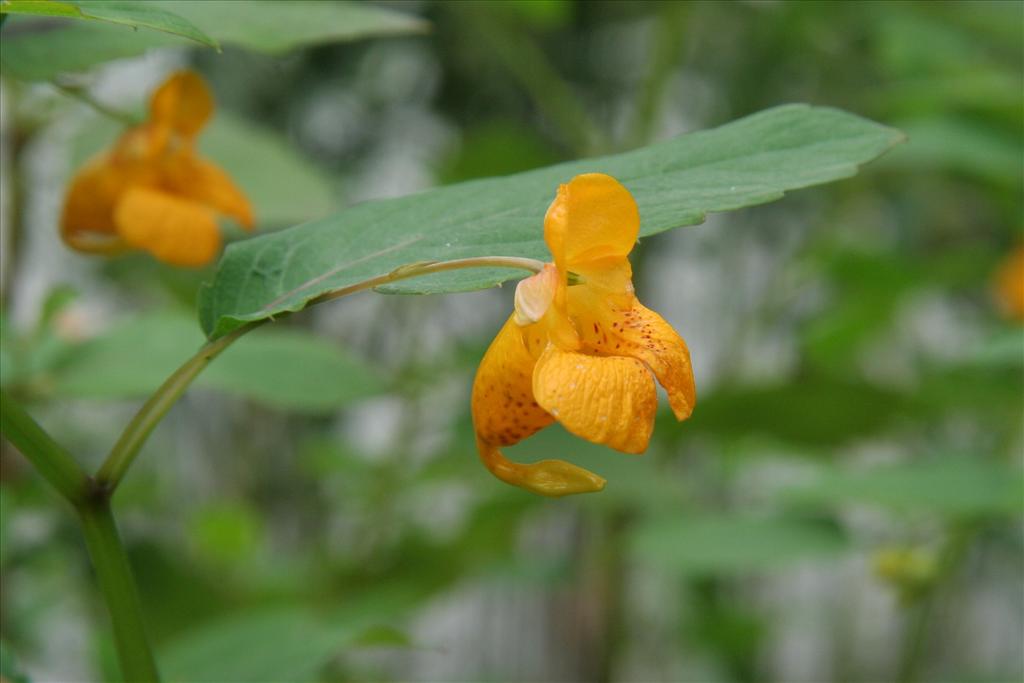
49, 312, 383, 413
0, 0, 218, 48
631, 514, 848, 575
0, 1, 426, 81
782, 457, 1024, 517
202, 325, 384, 413
199, 105, 904, 339
0, 19, 181, 81
150, 0, 428, 55
161, 590, 421, 682
160, 607, 354, 683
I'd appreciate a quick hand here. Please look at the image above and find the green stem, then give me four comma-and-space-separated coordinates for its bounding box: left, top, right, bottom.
5, 254, 545, 682
0, 396, 159, 680
95, 321, 258, 491
309, 255, 546, 306
96, 255, 547, 493
448, 3, 605, 155
0, 391, 90, 504
78, 499, 160, 682
628, 2, 688, 149
896, 524, 976, 683
51, 82, 140, 127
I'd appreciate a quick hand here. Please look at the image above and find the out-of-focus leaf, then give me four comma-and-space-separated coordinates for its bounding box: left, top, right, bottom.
151, 0, 428, 55
969, 329, 1024, 368
0, 19, 180, 81
783, 457, 1024, 517
35, 285, 79, 333
70, 110, 337, 228
187, 501, 264, 566
439, 120, 564, 184
350, 624, 414, 649
916, 365, 1023, 425
631, 515, 848, 575
0, 0, 217, 47
199, 105, 904, 339
675, 379, 915, 448
201, 113, 337, 227
0, 640, 31, 683
160, 607, 355, 683
0, 316, 19, 390
495, 0, 571, 29
503, 421, 688, 507
1, 1, 425, 81
202, 327, 384, 413
0, 286, 83, 392
802, 250, 920, 370
45, 313, 214, 397
49, 312, 382, 413
161, 590, 420, 682
880, 117, 1023, 186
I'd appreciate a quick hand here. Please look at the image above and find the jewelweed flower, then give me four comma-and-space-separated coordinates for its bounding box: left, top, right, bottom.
993, 245, 1024, 322
472, 173, 696, 497
61, 71, 254, 267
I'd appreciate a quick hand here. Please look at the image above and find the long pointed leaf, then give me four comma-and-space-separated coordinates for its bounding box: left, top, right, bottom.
199, 105, 904, 339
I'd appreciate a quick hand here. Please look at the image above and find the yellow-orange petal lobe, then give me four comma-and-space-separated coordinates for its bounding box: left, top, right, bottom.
544, 173, 640, 270
476, 440, 606, 497
532, 345, 657, 454
472, 316, 554, 448
165, 153, 255, 229
149, 70, 214, 138
60, 155, 133, 246
114, 187, 220, 267
571, 289, 697, 421
994, 245, 1024, 322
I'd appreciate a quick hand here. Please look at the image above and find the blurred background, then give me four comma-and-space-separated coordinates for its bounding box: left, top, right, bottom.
1, 1, 1022, 681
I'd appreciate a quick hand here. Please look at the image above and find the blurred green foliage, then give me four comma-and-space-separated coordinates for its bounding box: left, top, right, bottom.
1, 1, 1022, 682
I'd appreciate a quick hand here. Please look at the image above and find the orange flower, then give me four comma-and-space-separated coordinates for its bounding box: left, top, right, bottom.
994, 245, 1024, 322
60, 71, 254, 267
472, 173, 696, 497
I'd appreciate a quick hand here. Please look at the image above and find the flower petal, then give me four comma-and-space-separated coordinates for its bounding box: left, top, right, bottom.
476, 440, 606, 497
149, 70, 213, 138
532, 344, 657, 454
164, 152, 255, 229
514, 264, 558, 326
472, 316, 554, 449
114, 187, 221, 267
472, 316, 607, 497
60, 155, 132, 251
544, 173, 640, 270
570, 289, 697, 421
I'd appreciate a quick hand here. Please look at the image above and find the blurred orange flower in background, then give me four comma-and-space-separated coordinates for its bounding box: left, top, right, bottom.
472, 173, 696, 497
993, 245, 1024, 322
60, 70, 254, 267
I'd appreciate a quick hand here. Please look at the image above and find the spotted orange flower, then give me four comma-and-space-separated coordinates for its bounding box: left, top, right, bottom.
993, 245, 1024, 322
472, 173, 696, 497
60, 71, 254, 267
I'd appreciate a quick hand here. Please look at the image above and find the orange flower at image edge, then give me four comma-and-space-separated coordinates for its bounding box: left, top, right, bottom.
994, 245, 1024, 322
472, 173, 696, 497
61, 71, 254, 267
